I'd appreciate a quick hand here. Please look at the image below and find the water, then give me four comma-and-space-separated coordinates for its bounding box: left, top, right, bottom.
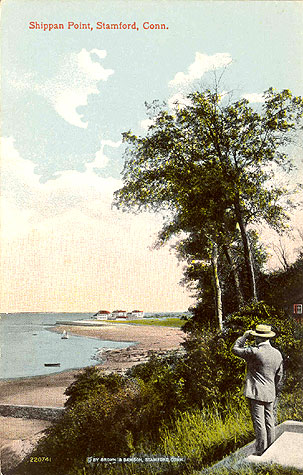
0, 313, 133, 379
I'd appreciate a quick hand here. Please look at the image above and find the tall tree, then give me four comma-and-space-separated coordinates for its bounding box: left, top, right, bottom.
114, 87, 303, 319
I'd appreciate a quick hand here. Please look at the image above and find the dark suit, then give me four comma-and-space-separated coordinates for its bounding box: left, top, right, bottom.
233, 335, 283, 454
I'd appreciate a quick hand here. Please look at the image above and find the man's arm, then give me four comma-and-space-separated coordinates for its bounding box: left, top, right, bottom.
232, 330, 253, 358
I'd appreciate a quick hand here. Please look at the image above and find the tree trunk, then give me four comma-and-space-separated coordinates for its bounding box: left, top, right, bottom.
222, 244, 245, 307
234, 201, 258, 301
211, 241, 223, 330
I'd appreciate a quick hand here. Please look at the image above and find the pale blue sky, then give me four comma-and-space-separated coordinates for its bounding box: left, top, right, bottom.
2, 1, 302, 180
1, 1, 302, 312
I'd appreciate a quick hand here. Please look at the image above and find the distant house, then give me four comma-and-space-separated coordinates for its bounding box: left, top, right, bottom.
288, 291, 303, 325
94, 310, 112, 320
112, 310, 127, 319
293, 300, 303, 325
130, 310, 144, 318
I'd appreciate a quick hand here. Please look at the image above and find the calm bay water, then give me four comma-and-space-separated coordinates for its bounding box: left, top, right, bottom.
0, 313, 133, 379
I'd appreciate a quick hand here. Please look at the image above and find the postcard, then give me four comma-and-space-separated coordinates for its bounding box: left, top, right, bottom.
1, 1, 302, 473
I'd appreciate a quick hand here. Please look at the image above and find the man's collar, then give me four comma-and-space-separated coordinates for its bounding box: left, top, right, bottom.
257, 340, 271, 347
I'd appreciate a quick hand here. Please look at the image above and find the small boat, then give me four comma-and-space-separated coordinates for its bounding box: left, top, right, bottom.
44, 363, 61, 367
61, 330, 69, 339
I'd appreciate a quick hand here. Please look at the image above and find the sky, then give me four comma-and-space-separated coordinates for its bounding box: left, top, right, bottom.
1, 0, 303, 312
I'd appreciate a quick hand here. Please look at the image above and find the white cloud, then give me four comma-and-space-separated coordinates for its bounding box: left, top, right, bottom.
77, 48, 111, 80
52, 87, 98, 128
242, 93, 265, 103
17, 49, 113, 128
140, 118, 156, 131
0, 137, 122, 238
47, 48, 114, 128
169, 52, 232, 87
88, 139, 122, 170
8, 49, 114, 128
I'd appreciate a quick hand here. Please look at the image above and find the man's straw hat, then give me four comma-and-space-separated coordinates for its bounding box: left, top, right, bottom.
250, 324, 276, 338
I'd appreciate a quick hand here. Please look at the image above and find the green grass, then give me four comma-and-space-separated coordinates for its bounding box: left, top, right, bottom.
107, 318, 185, 328
159, 402, 254, 471
276, 389, 303, 423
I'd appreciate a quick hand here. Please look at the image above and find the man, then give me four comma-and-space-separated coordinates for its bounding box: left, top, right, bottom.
232, 324, 283, 455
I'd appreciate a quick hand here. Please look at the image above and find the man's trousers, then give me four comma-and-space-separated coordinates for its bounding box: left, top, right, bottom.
247, 398, 275, 455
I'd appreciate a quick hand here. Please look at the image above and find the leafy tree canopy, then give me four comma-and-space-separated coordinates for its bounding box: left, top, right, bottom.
114, 88, 302, 232
114, 87, 303, 307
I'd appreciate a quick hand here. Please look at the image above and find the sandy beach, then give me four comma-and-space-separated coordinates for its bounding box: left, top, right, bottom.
0, 323, 185, 408
0, 323, 184, 472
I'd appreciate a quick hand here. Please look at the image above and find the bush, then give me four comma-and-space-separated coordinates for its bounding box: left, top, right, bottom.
18, 370, 140, 474
64, 366, 126, 408
179, 329, 245, 408
126, 352, 187, 444
176, 301, 303, 410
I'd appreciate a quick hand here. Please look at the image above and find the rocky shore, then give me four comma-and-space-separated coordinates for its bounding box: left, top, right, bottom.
57, 323, 185, 374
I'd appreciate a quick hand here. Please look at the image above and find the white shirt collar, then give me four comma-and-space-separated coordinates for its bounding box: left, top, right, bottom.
257, 340, 271, 347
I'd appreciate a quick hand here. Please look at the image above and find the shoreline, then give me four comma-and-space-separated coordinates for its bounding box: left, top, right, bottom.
0, 323, 185, 472
0, 323, 185, 408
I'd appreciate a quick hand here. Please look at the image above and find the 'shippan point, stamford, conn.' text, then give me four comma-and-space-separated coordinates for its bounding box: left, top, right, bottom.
28, 21, 169, 31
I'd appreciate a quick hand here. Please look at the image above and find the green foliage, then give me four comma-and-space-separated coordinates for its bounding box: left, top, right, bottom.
223, 300, 303, 392
160, 402, 253, 470
64, 366, 126, 408
57, 460, 303, 475
178, 301, 303, 408
114, 87, 303, 306
179, 330, 244, 407
126, 353, 187, 441
259, 253, 303, 311
60, 389, 303, 475
110, 318, 185, 327
182, 230, 269, 332
277, 388, 303, 423
19, 370, 140, 474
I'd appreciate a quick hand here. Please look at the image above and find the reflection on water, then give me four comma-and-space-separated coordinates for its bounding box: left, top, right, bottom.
0, 313, 132, 379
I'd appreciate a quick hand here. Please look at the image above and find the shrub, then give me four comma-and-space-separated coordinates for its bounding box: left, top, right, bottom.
179, 329, 245, 408
177, 301, 303, 410
18, 371, 140, 475
64, 366, 126, 408
126, 352, 187, 445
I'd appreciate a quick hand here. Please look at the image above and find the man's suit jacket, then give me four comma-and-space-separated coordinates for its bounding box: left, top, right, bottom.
233, 336, 283, 402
